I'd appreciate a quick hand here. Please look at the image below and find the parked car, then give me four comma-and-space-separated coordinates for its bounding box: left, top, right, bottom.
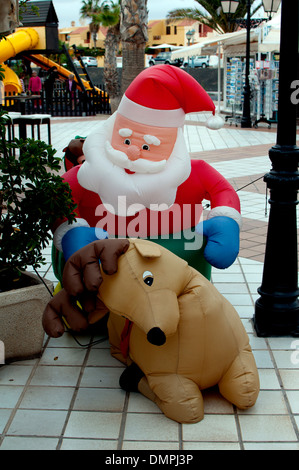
149, 52, 183, 67
73, 59, 80, 67
81, 56, 98, 67
184, 56, 210, 68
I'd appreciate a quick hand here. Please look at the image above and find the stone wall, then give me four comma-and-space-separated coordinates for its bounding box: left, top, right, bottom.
86, 66, 224, 95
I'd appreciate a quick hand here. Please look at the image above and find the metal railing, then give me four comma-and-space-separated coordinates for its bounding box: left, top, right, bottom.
3, 85, 110, 117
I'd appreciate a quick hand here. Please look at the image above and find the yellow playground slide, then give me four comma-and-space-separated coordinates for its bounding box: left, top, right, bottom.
0, 27, 101, 94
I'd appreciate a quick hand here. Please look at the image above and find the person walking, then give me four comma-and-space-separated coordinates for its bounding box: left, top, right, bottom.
28, 70, 42, 111
65, 73, 77, 111
44, 66, 59, 111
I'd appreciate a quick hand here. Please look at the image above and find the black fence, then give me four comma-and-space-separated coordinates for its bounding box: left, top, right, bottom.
3, 84, 111, 117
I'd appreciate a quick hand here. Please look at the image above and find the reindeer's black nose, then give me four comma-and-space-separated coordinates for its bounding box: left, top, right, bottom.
147, 327, 166, 346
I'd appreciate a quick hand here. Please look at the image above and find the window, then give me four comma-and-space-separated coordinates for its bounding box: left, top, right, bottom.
166, 26, 171, 35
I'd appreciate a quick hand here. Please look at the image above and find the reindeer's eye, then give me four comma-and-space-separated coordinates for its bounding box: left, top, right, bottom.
143, 271, 154, 286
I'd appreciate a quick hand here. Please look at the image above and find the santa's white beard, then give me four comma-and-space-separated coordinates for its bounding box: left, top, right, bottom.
77, 113, 191, 216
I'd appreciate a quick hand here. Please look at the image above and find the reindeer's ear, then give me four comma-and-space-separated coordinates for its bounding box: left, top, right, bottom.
133, 239, 161, 258
96, 238, 130, 274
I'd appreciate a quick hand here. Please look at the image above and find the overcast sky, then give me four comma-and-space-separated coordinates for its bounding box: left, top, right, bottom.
51, 0, 197, 28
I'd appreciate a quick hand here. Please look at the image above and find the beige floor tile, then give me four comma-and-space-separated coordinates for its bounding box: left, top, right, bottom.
80, 366, 124, 388
244, 442, 299, 450
87, 348, 121, 367
237, 390, 288, 415
0, 386, 23, 408
60, 438, 118, 450
73, 387, 125, 412
272, 350, 299, 369
239, 415, 298, 442
124, 413, 179, 442
7, 409, 68, 437
268, 337, 298, 350
122, 441, 180, 450
127, 392, 162, 414
0, 365, 34, 385
279, 369, 299, 389
285, 391, 299, 414
19, 386, 75, 410
39, 347, 87, 366
30, 365, 81, 387
252, 350, 273, 368
182, 415, 239, 442
183, 442, 241, 450
0, 409, 13, 433
0, 436, 59, 450
257, 369, 281, 389
64, 411, 122, 439
202, 388, 234, 414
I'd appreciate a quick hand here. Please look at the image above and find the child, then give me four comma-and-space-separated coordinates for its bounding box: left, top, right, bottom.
28, 70, 42, 110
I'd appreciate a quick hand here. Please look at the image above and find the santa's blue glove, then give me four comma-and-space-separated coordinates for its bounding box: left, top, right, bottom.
61, 226, 108, 261
195, 216, 240, 269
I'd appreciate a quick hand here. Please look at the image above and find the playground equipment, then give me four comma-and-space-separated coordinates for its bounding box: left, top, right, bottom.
0, 27, 102, 95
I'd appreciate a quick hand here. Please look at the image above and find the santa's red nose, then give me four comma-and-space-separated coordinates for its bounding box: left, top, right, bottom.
126, 145, 140, 161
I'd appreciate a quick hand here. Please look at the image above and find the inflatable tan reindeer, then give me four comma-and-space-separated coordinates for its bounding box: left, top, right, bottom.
43, 238, 259, 424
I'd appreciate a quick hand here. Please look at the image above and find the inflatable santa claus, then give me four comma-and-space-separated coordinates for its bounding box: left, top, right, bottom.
53, 65, 241, 278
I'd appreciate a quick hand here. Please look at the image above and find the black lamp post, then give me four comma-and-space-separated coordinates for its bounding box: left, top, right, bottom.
253, 0, 299, 336
240, 0, 252, 128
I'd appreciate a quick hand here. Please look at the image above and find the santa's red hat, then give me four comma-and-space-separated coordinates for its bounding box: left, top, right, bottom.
118, 64, 223, 129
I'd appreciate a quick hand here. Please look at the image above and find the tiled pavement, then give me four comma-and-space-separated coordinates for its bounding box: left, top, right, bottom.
0, 113, 299, 451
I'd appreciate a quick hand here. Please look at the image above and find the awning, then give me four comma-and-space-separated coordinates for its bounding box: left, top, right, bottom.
171, 29, 260, 59
258, 27, 280, 53
149, 43, 182, 50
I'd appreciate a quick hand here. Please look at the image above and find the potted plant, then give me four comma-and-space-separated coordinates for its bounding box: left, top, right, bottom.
0, 104, 76, 362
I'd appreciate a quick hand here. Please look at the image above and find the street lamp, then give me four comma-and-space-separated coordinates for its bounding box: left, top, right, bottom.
221, 1, 239, 14
186, 29, 195, 68
262, 0, 281, 19
254, 0, 299, 337
186, 29, 195, 46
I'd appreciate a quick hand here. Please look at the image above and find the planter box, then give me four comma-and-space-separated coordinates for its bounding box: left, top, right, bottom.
0, 272, 53, 363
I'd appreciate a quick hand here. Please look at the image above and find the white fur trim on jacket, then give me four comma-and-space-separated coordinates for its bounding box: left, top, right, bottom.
53, 218, 90, 251
207, 206, 242, 228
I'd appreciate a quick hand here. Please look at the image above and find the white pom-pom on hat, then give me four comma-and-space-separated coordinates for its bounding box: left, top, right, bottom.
206, 113, 224, 130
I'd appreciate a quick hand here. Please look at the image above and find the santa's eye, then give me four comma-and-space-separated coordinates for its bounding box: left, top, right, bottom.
142, 144, 150, 151
124, 139, 131, 145
143, 270, 154, 286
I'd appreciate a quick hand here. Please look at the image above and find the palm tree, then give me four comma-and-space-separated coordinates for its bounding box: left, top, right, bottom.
120, 0, 148, 94
100, 1, 121, 112
80, 0, 102, 48
81, 0, 121, 112
167, 0, 262, 34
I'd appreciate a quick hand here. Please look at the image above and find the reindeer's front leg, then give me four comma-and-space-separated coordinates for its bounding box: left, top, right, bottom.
144, 374, 204, 424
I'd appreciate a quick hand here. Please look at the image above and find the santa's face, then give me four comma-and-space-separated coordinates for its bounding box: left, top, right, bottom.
110, 114, 178, 173
78, 113, 191, 216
